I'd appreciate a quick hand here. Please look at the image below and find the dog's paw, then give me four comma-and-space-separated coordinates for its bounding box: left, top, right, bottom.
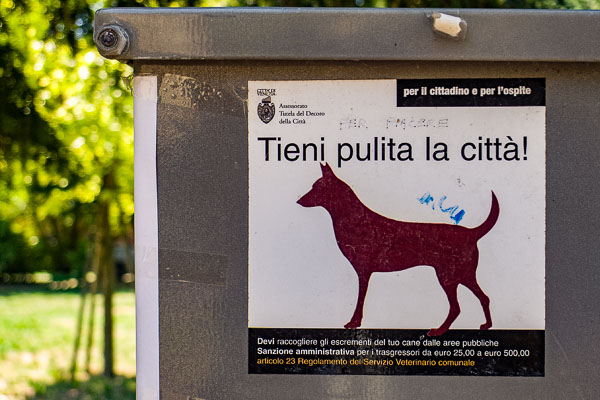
344, 320, 361, 329
427, 328, 446, 337
480, 322, 492, 330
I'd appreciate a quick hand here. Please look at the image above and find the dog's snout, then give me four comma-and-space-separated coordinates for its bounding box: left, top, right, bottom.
297, 191, 314, 207
297, 194, 308, 207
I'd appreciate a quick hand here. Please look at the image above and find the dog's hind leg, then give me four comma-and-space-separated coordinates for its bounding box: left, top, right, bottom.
463, 277, 492, 330
344, 273, 372, 329
428, 280, 460, 337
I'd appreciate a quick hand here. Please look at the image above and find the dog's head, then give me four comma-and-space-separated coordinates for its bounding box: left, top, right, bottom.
297, 163, 343, 208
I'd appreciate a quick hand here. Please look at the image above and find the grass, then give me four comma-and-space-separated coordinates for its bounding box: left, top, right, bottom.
0, 285, 135, 400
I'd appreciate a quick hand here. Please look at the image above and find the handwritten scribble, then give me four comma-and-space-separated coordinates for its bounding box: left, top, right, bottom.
418, 192, 465, 224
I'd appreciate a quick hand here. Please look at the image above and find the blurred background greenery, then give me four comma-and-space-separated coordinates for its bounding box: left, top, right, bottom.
0, 0, 598, 399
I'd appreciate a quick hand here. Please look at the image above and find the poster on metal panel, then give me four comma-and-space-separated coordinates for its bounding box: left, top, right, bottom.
248, 78, 545, 376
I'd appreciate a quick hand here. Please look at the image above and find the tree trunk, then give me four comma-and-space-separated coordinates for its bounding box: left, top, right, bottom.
85, 232, 102, 374
97, 198, 115, 378
70, 238, 94, 380
96, 186, 115, 377
70, 272, 87, 380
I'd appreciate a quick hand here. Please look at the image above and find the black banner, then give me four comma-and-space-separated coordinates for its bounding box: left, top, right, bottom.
397, 78, 545, 107
249, 328, 544, 376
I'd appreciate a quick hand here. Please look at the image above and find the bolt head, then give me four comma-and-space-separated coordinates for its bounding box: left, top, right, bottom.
99, 28, 118, 48
95, 25, 129, 58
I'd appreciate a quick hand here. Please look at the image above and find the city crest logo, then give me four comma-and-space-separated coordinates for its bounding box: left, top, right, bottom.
257, 89, 276, 124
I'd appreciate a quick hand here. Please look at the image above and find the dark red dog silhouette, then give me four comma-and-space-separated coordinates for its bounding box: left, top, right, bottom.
297, 163, 499, 336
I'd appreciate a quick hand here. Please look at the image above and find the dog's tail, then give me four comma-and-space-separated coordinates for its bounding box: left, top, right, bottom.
470, 191, 499, 240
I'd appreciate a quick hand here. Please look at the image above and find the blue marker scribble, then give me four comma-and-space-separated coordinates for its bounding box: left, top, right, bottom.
418, 192, 465, 224
450, 209, 465, 224
417, 192, 435, 210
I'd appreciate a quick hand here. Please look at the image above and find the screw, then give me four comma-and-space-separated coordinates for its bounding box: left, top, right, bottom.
95, 25, 129, 57
98, 28, 118, 48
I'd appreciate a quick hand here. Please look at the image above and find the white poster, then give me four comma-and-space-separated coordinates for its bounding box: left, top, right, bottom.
248, 79, 545, 376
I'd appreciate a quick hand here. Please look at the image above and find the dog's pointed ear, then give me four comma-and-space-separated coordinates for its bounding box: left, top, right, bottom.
320, 162, 333, 176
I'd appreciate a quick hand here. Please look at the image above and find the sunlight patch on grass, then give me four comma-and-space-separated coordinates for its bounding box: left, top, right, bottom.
0, 287, 135, 400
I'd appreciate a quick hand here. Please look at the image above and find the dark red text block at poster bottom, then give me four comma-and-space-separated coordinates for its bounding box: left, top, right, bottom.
249, 328, 544, 376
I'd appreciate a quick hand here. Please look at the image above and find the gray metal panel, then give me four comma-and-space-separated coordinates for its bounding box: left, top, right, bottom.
146, 60, 600, 399
95, 8, 600, 62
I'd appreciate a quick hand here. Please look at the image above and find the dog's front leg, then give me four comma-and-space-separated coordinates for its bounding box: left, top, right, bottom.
344, 273, 372, 329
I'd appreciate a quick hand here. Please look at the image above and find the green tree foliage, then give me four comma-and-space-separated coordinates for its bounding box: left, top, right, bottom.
0, 0, 134, 275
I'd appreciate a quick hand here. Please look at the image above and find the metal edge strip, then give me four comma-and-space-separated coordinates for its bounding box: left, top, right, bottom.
133, 75, 160, 400
94, 8, 600, 62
